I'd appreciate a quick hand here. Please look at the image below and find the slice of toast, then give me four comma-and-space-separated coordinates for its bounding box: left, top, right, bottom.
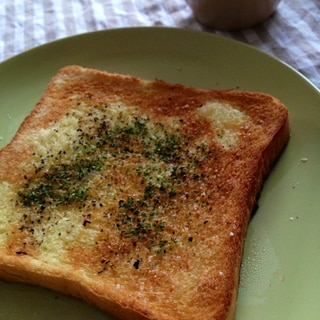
0, 66, 289, 320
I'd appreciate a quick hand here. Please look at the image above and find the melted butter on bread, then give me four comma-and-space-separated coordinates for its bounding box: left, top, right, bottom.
198, 102, 251, 149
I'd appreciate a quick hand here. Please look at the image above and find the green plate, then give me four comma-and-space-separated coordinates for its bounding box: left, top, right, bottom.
0, 27, 319, 320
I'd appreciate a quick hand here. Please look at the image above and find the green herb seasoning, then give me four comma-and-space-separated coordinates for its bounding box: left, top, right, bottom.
15, 102, 211, 270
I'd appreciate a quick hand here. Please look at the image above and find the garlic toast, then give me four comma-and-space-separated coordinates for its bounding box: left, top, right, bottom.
0, 66, 290, 320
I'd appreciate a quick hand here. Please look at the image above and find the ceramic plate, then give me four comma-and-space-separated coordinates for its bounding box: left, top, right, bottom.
0, 27, 319, 320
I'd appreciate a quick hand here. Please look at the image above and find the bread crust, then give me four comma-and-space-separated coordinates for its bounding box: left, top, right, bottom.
0, 66, 290, 320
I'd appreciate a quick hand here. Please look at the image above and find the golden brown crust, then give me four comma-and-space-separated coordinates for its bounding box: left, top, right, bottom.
0, 66, 290, 320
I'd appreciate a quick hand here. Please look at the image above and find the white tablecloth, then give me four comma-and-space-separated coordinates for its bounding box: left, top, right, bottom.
0, 0, 319, 89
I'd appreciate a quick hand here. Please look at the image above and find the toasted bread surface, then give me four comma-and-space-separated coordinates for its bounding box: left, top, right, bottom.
0, 66, 290, 320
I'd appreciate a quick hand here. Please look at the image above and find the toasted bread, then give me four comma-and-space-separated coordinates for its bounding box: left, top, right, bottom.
0, 66, 289, 320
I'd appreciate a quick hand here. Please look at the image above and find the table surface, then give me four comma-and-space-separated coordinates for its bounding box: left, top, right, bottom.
0, 0, 319, 89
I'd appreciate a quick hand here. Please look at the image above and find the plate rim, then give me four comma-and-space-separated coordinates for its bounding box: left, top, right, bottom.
1, 26, 319, 94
